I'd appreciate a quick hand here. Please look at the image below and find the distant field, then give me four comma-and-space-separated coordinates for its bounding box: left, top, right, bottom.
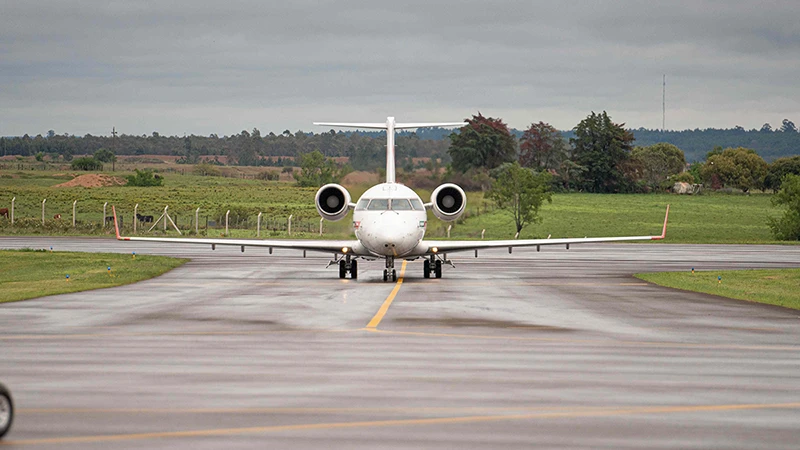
451, 193, 784, 244
0, 249, 187, 303
636, 269, 800, 310
0, 170, 792, 244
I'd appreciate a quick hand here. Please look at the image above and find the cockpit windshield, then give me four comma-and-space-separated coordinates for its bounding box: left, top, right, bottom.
390, 199, 412, 211
355, 198, 369, 211
359, 198, 424, 211
366, 199, 389, 211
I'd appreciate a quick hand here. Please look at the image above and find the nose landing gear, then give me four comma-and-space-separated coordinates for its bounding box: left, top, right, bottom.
383, 256, 397, 282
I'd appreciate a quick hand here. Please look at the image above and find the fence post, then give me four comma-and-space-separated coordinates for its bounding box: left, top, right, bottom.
481, 229, 485, 239
163, 206, 168, 231
42, 198, 46, 226
257, 212, 262, 237
319, 217, 324, 236
103, 202, 108, 228
288, 215, 292, 236
10, 197, 14, 224
195, 207, 200, 234
447, 224, 452, 238
134, 203, 139, 233
73, 200, 77, 227
225, 210, 230, 236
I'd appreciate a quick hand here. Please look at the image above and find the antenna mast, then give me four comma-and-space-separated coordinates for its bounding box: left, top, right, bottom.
662, 74, 666, 132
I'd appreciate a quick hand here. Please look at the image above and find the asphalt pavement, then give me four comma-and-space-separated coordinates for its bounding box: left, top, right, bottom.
1, 237, 799, 449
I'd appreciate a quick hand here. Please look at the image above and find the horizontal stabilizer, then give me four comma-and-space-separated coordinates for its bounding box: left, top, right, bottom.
314, 122, 466, 130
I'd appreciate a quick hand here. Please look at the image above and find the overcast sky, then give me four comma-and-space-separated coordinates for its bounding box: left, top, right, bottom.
2, 1, 799, 137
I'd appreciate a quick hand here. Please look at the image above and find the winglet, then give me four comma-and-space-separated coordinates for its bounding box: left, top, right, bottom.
652, 205, 669, 240
112, 206, 124, 240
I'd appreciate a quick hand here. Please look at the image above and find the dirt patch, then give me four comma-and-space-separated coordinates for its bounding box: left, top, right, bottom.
54, 174, 127, 188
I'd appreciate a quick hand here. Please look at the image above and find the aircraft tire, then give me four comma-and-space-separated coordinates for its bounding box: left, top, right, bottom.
351, 260, 358, 279
423, 260, 430, 278
339, 260, 346, 279
392, 270, 397, 282
434, 260, 442, 279
383, 269, 388, 282
0, 383, 13, 439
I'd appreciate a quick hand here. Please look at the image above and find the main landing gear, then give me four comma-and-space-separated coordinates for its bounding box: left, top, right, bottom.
423, 255, 442, 279
337, 255, 357, 279
383, 256, 397, 282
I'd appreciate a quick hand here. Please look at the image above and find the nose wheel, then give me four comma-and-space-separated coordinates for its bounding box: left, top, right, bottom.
383, 256, 397, 282
383, 269, 397, 282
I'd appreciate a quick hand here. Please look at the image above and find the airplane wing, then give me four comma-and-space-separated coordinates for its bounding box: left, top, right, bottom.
112, 207, 363, 256
420, 205, 670, 255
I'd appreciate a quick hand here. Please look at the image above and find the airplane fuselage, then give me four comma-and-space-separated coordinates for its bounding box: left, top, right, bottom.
352, 183, 427, 258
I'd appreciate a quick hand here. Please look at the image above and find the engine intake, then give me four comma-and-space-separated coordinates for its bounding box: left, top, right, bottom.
431, 183, 466, 221
315, 184, 352, 221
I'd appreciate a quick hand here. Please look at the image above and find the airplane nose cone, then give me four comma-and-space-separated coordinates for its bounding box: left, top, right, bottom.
360, 214, 420, 256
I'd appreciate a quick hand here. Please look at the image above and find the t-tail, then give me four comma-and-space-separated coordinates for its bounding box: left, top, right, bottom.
314, 117, 467, 184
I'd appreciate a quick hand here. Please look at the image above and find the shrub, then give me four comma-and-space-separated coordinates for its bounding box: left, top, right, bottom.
126, 169, 163, 187
71, 157, 103, 171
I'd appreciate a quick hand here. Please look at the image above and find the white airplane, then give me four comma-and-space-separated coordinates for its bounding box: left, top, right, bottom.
113, 116, 669, 281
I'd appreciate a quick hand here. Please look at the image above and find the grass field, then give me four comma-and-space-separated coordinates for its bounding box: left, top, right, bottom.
0, 169, 793, 244
635, 269, 800, 310
0, 249, 188, 303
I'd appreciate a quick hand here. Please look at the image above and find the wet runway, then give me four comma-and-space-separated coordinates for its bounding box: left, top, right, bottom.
1, 237, 799, 448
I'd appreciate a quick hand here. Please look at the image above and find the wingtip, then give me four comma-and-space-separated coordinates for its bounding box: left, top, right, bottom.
112, 206, 121, 240
654, 204, 669, 240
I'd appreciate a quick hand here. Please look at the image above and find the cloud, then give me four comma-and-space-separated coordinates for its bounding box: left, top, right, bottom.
2, 0, 799, 136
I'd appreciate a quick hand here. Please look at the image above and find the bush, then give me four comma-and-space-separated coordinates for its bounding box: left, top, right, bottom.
71, 157, 103, 171
769, 174, 800, 240
126, 169, 163, 187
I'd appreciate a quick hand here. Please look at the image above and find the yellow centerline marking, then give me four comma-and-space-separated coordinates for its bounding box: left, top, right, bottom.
365, 261, 407, 329
5, 402, 799, 446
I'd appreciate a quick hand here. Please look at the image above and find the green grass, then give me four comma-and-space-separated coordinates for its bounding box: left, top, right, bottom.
635, 269, 800, 310
450, 193, 787, 244
0, 170, 794, 244
0, 249, 188, 303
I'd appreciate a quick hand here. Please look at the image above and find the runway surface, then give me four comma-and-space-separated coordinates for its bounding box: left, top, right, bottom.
1, 237, 799, 449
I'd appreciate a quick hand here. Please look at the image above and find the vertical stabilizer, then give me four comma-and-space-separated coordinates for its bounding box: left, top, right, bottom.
313, 117, 467, 184
385, 117, 396, 183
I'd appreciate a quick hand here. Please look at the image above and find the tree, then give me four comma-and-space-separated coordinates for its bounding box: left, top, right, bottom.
631, 143, 686, 189
779, 119, 798, 133
126, 169, 163, 186
71, 157, 103, 171
768, 174, 800, 240
488, 162, 553, 235
570, 111, 635, 193
764, 156, 800, 191
293, 150, 350, 187
448, 113, 516, 173
699, 147, 768, 192
760, 123, 773, 132
518, 122, 568, 171
93, 148, 117, 170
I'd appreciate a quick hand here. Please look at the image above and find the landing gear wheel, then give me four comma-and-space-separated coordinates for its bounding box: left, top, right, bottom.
434, 260, 442, 279
383, 269, 388, 282
338, 260, 346, 279
423, 259, 430, 279
392, 269, 397, 282
0, 383, 13, 439
350, 260, 358, 279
